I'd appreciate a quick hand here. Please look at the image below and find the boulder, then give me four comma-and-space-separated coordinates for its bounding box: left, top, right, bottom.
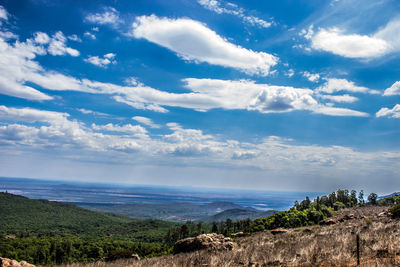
230, 232, 245, 237
173, 233, 237, 254
378, 211, 391, 217
130, 254, 140, 261
0, 258, 35, 267
270, 229, 288, 235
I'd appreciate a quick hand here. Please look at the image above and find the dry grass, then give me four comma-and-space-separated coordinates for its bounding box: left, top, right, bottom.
54, 206, 400, 267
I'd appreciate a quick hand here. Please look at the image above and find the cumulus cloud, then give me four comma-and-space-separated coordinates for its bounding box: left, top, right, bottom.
376, 104, 400, 119
85, 7, 120, 26
132, 116, 161, 128
311, 28, 388, 58
383, 81, 400, 96
303, 71, 320, 82
132, 15, 278, 76
47, 31, 80, 57
197, 0, 272, 28
317, 78, 379, 94
182, 78, 367, 116
85, 53, 116, 67
0, 29, 79, 100
306, 17, 400, 58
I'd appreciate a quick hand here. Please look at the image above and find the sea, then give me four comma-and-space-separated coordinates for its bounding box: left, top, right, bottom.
0, 177, 323, 211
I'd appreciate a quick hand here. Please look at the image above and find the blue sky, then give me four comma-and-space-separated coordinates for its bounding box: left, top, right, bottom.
0, 0, 399, 193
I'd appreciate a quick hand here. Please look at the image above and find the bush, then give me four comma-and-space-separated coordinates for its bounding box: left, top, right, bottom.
105, 249, 133, 262
333, 201, 345, 211
389, 203, 400, 218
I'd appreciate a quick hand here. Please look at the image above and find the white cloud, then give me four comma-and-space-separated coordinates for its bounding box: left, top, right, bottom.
285, 69, 295, 78
85, 53, 116, 68
383, 81, 400, 96
33, 32, 50, 44
1, 106, 398, 188
77, 108, 108, 116
307, 17, 400, 58
317, 78, 379, 94
303, 71, 320, 82
132, 116, 161, 128
314, 106, 368, 117
374, 17, 400, 53
92, 123, 147, 135
85, 7, 120, 26
311, 28, 388, 58
0, 28, 366, 117
84, 31, 96, 40
318, 94, 358, 103
376, 104, 400, 119
0, 5, 8, 21
68, 34, 82, 42
132, 15, 278, 76
0, 105, 68, 123
47, 31, 80, 57
198, 0, 272, 28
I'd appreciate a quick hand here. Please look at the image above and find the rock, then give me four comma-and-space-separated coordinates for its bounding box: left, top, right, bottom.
173, 233, 237, 254
231, 232, 245, 237
378, 211, 391, 217
130, 254, 140, 261
319, 219, 337, 225
0, 258, 35, 267
270, 229, 288, 235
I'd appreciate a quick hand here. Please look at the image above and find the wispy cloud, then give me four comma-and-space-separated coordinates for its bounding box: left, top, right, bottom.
0, 5, 8, 21
132, 116, 161, 129
85, 7, 120, 26
132, 15, 278, 76
197, 0, 273, 28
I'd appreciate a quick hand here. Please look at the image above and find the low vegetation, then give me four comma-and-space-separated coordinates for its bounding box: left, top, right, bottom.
56, 206, 400, 267
1, 190, 399, 266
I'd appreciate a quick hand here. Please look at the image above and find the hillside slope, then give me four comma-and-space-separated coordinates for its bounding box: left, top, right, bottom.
0, 192, 179, 239
0, 192, 134, 235
59, 206, 400, 267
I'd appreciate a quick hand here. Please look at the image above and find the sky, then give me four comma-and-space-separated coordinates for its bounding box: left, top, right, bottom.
0, 0, 399, 194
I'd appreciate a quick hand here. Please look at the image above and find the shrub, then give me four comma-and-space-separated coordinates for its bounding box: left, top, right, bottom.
105, 249, 133, 262
389, 202, 400, 218
333, 201, 345, 211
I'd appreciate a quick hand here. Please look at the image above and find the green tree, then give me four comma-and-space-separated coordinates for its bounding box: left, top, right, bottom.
368, 193, 378, 205
358, 190, 364, 204
211, 222, 218, 233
